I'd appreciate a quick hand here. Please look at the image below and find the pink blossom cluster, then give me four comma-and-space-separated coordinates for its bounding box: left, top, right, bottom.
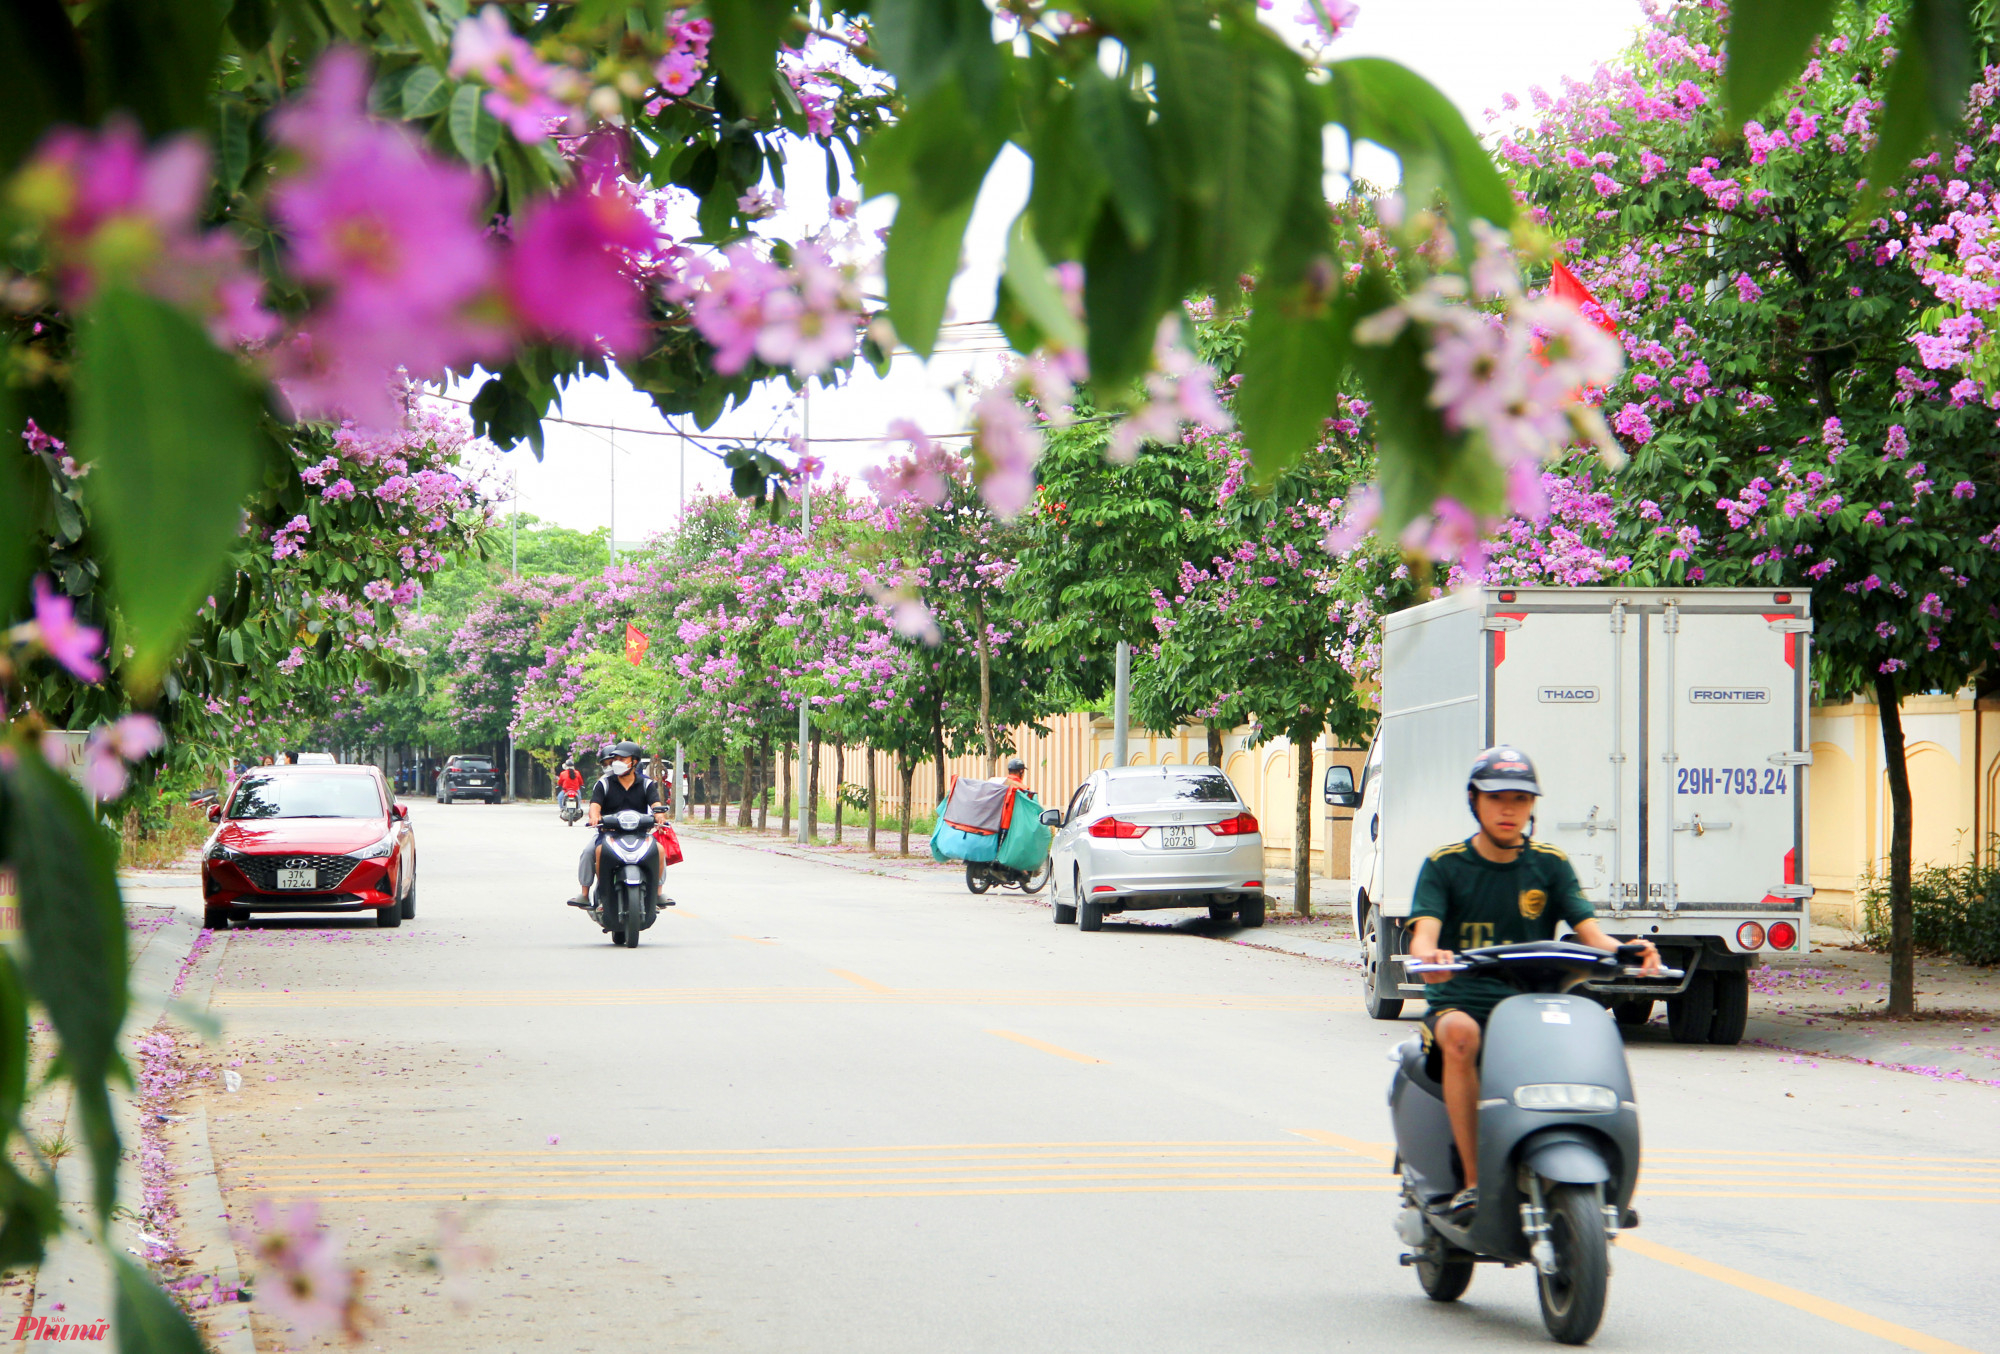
680, 240, 865, 377
449, 6, 584, 140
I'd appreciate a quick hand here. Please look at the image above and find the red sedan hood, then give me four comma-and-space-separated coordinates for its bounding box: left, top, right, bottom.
217, 818, 386, 854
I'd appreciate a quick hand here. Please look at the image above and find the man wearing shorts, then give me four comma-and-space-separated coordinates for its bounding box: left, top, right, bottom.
1407, 746, 1658, 1222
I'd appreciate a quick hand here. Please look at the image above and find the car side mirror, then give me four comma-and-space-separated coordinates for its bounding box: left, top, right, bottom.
1323, 765, 1360, 808
207, 803, 223, 822
393, 804, 410, 821
1039, 809, 1063, 827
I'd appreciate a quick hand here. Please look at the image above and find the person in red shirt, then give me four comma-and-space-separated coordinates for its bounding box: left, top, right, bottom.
1004, 757, 1032, 796
556, 760, 583, 812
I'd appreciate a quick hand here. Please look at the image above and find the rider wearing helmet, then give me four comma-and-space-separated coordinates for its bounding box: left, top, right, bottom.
1003, 756, 1031, 795
1406, 746, 1660, 1223
573, 742, 667, 906
556, 759, 583, 804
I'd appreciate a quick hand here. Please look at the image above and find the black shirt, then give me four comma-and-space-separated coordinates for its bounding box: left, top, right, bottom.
591, 773, 664, 820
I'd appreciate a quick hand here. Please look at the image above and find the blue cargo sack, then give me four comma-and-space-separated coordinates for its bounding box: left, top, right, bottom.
929, 775, 1011, 864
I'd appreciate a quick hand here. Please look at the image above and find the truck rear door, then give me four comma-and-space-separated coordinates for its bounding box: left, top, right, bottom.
1648, 603, 1810, 911
1488, 601, 1639, 906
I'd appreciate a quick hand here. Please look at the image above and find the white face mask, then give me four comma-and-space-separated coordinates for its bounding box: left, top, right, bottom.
609, 759, 633, 776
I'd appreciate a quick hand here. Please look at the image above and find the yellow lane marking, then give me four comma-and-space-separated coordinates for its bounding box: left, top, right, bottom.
211, 988, 1339, 1010
988, 1029, 1103, 1064
1289, 1129, 1393, 1164
232, 1140, 1317, 1163
1618, 1236, 1982, 1354
228, 1184, 1396, 1204
732, 936, 780, 946
829, 969, 894, 993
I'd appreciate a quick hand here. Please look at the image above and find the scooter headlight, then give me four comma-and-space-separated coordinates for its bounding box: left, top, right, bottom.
1513, 1083, 1618, 1112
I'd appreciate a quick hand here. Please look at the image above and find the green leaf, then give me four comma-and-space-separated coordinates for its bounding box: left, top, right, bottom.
0, 951, 26, 1132
5, 750, 127, 1223
226, 0, 275, 51
81, 0, 227, 137
1911, 0, 1973, 135
1322, 58, 1516, 239
1025, 88, 1108, 262
870, 0, 999, 108
113, 1252, 209, 1354
74, 289, 262, 687
402, 66, 451, 119
708, 0, 795, 113
1082, 201, 1175, 389
448, 82, 501, 164
1072, 66, 1161, 249
997, 213, 1085, 355
883, 194, 979, 362
468, 373, 546, 456
0, 0, 86, 177
217, 98, 251, 193
1722, 0, 1839, 120
1236, 285, 1352, 484
0, 388, 30, 621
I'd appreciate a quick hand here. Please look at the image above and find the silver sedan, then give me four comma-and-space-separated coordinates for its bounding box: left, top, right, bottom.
1041, 766, 1267, 932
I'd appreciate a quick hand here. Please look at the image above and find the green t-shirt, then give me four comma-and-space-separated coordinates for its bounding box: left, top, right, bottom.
1409, 837, 1595, 1020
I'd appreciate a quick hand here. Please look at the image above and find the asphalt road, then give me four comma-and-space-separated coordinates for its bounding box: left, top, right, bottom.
201, 800, 2000, 1353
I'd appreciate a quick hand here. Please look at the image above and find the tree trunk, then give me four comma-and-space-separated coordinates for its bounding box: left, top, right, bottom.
703, 755, 713, 821
781, 739, 792, 838
1876, 672, 1916, 1016
807, 738, 821, 841
972, 596, 997, 774
833, 741, 846, 844
1207, 721, 1224, 769
866, 747, 878, 853
738, 747, 753, 828
758, 734, 771, 831
1294, 734, 1317, 917
899, 754, 915, 856
932, 716, 948, 805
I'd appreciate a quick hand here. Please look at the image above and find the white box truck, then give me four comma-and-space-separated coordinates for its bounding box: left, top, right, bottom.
1335, 586, 1812, 1045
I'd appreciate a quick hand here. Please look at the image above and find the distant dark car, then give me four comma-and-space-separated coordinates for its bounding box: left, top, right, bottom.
437, 754, 501, 804
200, 764, 416, 930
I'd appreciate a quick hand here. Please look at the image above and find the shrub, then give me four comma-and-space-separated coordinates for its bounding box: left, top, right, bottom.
1860, 855, 2000, 967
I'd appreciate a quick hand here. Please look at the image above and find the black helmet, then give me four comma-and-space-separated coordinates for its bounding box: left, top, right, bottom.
1467, 746, 1542, 796
1007, 757, 1027, 774
608, 741, 644, 761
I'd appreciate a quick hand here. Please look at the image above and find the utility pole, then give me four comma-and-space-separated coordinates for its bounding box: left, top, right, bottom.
607, 429, 617, 567
796, 386, 812, 845
1112, 640, 1131, 767
507, 479, 518, 801
675, 422, 687, 823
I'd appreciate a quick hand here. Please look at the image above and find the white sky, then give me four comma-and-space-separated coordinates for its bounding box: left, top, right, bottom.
466, 1, 1651, 544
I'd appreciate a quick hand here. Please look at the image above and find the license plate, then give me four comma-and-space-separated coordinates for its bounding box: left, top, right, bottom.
1161, 825, 1196, 849
276, 868, 317, 890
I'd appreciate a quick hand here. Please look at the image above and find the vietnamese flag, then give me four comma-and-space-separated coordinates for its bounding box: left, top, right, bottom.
625, 622, 649, 666
1550, 259, 1618, 335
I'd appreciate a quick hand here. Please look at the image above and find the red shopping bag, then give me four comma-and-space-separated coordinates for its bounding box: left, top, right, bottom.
653, 823, 684, 867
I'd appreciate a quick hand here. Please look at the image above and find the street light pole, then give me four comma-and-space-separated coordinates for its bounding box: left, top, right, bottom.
1112, 640, 1131, 767
607, 428, 617, 567
796, 387, 812, 845
675, 423, 687, 822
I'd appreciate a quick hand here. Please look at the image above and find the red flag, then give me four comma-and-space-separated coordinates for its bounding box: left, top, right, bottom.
625, 622, 649, 666
1550, 260, 1618, 334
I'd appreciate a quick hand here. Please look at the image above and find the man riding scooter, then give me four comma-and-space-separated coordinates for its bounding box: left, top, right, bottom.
568, 741, 668, 909
1406, 746, 1659, 1224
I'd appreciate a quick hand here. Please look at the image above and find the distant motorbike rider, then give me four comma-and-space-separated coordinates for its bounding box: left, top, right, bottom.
572, 741, 666, 906
1405, 746, 1660, 1223
556, 760, 583, 804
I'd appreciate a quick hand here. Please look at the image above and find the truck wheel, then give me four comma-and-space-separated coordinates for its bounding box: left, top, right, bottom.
1667, 973, 1714, 1044
1238, 894, 1266, 927
1612, 998, 1653, 1027
1708, 969, 1750, 1045
1362, 907, 1404, 1021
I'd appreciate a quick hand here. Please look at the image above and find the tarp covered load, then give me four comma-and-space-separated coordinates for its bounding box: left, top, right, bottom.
929, 776, 1050, 870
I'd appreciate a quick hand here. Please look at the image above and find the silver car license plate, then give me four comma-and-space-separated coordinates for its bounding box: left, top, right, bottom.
277, 868, 317, 889
1161, 825, 1196, 849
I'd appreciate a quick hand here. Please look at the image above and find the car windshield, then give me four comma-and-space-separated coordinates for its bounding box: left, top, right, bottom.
1103, 772, 1238, 807
228, 774, 382, 820
454, 759, 492, 770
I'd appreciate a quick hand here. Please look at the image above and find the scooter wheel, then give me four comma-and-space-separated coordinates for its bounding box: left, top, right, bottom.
1537, 1184, 1609, 1345
965, 862, 992, 894
1415, 1250, 1474, 1302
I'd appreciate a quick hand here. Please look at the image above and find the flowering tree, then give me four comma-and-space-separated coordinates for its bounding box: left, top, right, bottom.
1493, 0, 2000, 1014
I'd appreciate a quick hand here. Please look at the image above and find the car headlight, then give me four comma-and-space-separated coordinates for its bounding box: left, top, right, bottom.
204, 844, 242, 863
351, 836, 397, 861
1513, 1083, 1618, 1112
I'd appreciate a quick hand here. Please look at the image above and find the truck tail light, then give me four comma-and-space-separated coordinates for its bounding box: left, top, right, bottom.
1088, 817, 1148, 839
1206, 812, 1259, 836
1767, 921, 1798, 950
1736, 921, 1766, 950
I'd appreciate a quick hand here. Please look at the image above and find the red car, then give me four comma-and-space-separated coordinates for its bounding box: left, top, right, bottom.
201, 764, 417, 930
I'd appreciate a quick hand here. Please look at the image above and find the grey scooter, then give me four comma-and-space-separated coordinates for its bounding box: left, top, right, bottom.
1389, 940, 1677, 1344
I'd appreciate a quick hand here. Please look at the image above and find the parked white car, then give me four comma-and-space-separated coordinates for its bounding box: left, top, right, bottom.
1043, 766, 1267, 932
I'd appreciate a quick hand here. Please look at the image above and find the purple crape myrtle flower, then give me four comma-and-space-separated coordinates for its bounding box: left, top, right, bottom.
59, 713, 165, 800
24, 574, 105, 681
972, 382, 1043, 519
503, 139, 658, 356
862, 421, 963, 508
1108, 316, 1232, 463
237, 1199, 360, 1342
449, 6, 581, 141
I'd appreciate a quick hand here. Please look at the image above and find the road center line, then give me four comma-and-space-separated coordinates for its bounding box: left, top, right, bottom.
1288, 1129, 1394, 1164
829, 969, 894, 993
1617, 1236, 1980, 1354
988, 1030, 1104, 1064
